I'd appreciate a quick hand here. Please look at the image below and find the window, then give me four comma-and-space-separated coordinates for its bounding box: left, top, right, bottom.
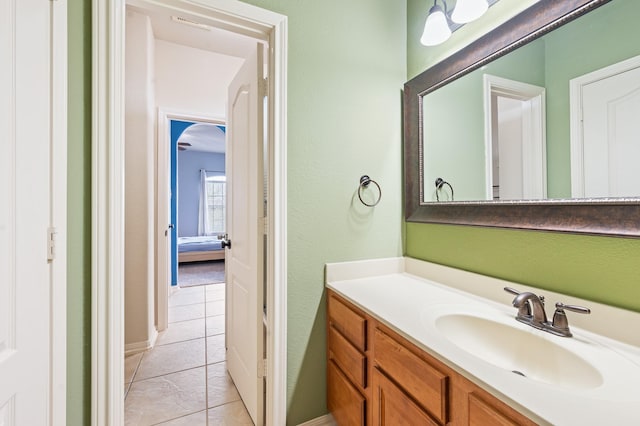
206, 174, 226, 235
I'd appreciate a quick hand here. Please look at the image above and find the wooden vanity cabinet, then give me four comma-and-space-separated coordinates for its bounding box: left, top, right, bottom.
327, 290, 537, 426
327, 291, 371, 425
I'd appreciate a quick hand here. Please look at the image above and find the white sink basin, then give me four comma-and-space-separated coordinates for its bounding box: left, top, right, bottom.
434, 313, 603, 390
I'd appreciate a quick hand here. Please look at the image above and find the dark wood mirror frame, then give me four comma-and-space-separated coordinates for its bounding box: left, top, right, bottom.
404, 0, 640, 238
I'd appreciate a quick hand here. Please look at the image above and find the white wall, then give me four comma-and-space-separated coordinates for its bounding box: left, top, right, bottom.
124, 10, 157, 350
154, 39, 244, 117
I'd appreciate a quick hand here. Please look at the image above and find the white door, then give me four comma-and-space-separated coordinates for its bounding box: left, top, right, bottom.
484, 75, 546, 201
225, 44, 265, 425
572, 60, 640, 197
0, 0, 56, 424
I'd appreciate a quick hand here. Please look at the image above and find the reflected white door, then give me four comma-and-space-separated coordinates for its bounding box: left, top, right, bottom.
0, 0, 54, 423
576, 64, 640, 197
226, 44, 265, 426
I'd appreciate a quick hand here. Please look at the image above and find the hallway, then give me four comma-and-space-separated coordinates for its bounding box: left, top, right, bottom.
124, 283, 253, 425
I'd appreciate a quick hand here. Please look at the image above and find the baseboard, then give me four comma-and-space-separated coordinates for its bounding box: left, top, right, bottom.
297, 414, 336, 426
124, 328, 158, 356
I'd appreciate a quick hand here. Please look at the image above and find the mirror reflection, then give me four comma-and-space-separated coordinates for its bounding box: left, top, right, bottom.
422, 0, 640, 202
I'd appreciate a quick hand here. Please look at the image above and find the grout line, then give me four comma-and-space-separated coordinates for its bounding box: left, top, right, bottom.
150, 409, 208, 425
204, 294, 210, 426
131, 363, 207, 384
155, 334, 206, 347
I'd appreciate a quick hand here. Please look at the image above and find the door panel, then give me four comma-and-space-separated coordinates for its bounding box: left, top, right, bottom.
0, 0, 52, 423
581, 66, 640, 197
226, 43, 265, 426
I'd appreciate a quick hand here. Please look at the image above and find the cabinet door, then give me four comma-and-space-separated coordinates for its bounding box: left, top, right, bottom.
328, 360, 366, 426
371, 368, 440, 426
374, 328, 449, 424
452, 378, 538, 426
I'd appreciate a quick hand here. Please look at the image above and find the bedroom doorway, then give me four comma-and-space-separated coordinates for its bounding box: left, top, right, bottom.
170, 119, 227, 288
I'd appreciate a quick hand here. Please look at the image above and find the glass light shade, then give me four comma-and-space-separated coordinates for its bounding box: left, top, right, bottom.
420, 5, 452, 46
451, 0, 489, 24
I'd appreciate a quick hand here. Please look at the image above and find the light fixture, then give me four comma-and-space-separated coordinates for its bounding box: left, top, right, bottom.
421, 0, 494, 47
451, 0, 489, 24
420, 3, 452, 46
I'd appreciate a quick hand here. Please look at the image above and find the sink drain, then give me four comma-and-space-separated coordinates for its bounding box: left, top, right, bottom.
511, 370, 526, 377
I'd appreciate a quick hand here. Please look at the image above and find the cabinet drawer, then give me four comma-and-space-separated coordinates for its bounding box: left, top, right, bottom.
328, 324, 367, 389
374, 328, 449, 424
328, 360, 366, 426
372, 367, 440, 426
328, 293, 367, 352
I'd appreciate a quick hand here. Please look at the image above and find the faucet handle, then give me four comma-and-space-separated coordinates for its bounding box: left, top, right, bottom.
551, 302, 591, 337
555, 302, 591, 315
504, 287, 521, 296
503, 287, 531, 317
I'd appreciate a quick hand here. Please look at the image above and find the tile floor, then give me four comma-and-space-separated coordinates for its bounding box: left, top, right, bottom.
124, 283, 253, 425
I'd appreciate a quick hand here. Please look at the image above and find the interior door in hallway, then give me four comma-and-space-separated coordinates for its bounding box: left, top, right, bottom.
225, 43, 265, 426
572, 57, 640, 197
0, 0, 56, 423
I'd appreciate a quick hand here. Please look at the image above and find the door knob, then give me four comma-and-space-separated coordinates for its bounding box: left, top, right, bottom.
165, 224, 175, 236
219, 233, 232, 249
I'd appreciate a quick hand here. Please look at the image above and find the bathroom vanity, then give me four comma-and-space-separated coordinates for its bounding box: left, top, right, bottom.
326, 258, 640, 425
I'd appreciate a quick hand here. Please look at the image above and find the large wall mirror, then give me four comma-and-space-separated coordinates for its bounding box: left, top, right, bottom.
404, 0, 640, 237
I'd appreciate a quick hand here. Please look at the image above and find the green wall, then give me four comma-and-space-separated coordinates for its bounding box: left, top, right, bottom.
67, 0, 91, 424
406, 0, 640, 314
238, 2, 406, 422
67, 1, 406, 424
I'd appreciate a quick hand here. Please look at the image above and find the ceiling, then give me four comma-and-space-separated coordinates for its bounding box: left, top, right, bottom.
127, 2, 255, 154
127, 3, 257, 59
178, 123, 226, 154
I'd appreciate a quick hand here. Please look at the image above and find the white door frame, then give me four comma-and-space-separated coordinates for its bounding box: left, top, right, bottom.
92, 1, 288, 425
483, 74, 547, 200
51, 1, 68, 423
569, 54, 640, 198
156, 109, 225, 333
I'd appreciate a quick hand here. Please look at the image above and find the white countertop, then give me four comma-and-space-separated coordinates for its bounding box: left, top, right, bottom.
326, 257, 640, 426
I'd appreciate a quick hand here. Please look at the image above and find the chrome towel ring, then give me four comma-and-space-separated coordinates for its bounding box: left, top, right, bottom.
358, 175, 382, 207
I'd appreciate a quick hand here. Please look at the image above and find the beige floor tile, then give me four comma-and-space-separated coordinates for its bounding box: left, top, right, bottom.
169, 287, 205, 307
206, 284, 225, 302
125, 352, 143, 384
135, 339, 205, 381
206, 315, 225, 337
169, 303, 205, 323
156, 318, 205, 346
207, 400, 253, 426
155, 410, 207, 425
207, 362, 241, 408
207, 334, 226, 365
206, 300, 225, 317
124, 367, 206, 426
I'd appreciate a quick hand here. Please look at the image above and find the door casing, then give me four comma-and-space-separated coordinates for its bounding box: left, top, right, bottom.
91, 1, 288, 424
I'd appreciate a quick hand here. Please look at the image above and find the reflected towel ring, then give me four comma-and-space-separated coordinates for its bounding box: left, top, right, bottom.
358, 175, 382, 207
435, 177, 454, 202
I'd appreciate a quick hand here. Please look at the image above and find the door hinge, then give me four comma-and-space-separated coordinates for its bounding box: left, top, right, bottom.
259, 77, 268, 98
258, 358, 268, 378
47, 227, 57, 261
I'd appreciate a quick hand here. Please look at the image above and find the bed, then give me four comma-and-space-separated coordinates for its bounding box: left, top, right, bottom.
177, 236, 225, 263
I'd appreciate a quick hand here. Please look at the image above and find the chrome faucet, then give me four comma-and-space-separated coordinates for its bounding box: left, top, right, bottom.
511, 291, 547, 328
504, 287, 591, 337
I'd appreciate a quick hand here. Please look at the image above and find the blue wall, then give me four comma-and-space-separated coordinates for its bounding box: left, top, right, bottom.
170, 120, 192, 285
177, 150, 226, 237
